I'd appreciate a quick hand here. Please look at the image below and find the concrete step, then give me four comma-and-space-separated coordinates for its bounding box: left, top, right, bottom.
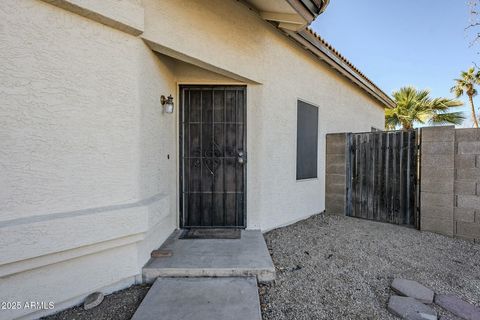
131, 277, 262, 320
142, 230, 275, 283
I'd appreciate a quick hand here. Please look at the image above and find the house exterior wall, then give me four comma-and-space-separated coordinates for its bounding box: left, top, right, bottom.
141, 0, 385, 230
0, 0, 385, 318
0, 2, 177, 319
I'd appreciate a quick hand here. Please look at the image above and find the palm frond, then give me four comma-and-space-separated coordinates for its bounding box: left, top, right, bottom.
416, 111, 431, 124
385, 108, 400, 130
428, 97, 463, 111
429, 112, 465, 125
388, 86, 466, 129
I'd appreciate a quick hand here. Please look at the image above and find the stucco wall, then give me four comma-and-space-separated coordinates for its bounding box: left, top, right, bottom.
256, 28, 384, 231
0, 1, 176, 319
0, 0, 385, 318
141, 0, 384, 231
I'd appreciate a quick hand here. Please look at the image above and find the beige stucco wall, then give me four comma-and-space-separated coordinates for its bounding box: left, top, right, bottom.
0, 0, 384, 318
141, 0, 384, 231
0, 1, 177, 319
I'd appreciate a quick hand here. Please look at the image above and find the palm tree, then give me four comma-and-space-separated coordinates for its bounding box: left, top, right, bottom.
451, 67, 480, 128
385, 86, 464, 131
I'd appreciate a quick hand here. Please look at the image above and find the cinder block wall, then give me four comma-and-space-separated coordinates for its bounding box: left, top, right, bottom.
325, 133, 348, 215
325, 127, 480, 243
454, 129, 480, 242
420, 126, 480, 242
420, 126, 455, 236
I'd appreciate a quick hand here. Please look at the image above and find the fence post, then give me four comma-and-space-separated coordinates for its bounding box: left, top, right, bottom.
419, 126, 455, 236
325, 133, 349, 215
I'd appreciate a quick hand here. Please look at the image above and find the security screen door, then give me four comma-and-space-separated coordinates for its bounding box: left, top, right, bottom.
179, 86, 246, 228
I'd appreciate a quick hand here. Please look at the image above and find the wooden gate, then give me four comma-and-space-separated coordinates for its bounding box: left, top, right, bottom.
346, 130, 420, 227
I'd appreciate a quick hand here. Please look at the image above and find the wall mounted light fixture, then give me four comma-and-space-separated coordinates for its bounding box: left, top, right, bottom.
161, 94, 174, 113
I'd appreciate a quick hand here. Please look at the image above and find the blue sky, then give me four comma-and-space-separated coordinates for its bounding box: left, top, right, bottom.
311, 0, 479, 127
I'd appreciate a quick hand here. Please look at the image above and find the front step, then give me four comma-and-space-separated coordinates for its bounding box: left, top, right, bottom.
131, 277, 262, 320
142, 229, 275, 283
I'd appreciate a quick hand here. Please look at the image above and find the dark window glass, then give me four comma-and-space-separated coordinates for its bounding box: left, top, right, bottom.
296, 100, 318, 180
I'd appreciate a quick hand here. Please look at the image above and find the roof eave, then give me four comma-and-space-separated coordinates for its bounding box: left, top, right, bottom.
285, 0, 330, 24
246, 0, 395, 108
285, 28, 395, 108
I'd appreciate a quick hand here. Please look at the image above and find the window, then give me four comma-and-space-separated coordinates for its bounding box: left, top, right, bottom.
296, 100, 318, 180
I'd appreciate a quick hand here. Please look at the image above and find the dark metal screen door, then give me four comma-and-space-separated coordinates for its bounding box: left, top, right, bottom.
180, 86, 246, 228
346, 130, 419, 227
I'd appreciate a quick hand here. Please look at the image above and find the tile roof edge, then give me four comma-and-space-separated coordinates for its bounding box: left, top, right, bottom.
302, 27, 395, 108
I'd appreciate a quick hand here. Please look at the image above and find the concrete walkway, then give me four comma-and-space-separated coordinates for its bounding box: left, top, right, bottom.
131, 277, 262, 320
135, 229, 274, 320
143, 230, 275, 282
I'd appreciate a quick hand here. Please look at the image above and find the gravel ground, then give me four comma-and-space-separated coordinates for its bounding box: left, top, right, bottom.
259, 214, 480, 320
42, 284, 150, 320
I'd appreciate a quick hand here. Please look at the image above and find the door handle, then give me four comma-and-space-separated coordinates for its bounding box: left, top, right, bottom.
237, 151, 246, 164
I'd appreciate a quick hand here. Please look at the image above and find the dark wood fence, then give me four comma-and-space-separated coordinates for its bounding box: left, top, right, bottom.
346, 130, 420, 227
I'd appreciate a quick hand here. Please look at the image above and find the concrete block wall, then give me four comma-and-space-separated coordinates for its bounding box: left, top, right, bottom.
325, 126, 479, 243
325, 133, 348, 215
420, 126, 480, 242
454, 129, 480, 242
420, 126, 455, 236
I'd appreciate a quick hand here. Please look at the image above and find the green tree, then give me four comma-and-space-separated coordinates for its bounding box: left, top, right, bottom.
385, 86, 464, 130
451, 67, 480, 128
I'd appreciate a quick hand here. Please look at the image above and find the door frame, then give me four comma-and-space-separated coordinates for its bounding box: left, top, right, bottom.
178, 84, 247, 229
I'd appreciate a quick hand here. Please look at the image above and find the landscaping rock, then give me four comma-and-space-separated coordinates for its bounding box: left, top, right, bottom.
150, 249, 172, 258
435, 294, 480, 320
44, 284, 151, 320
83, 292, 104, 310
257, 214, 480, 320
391, 279, 435, 304
388, 296, 438, 320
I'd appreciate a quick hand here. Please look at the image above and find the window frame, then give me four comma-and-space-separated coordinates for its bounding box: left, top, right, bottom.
295, 99, 319, 181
